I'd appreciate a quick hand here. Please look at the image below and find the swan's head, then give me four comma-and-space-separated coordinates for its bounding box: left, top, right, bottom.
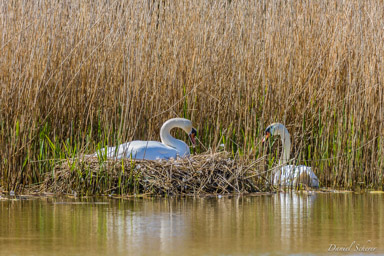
189, 127, 197, 147
262, 123, 281, 143
162, 118, 197, 148
176, 118, 197, 147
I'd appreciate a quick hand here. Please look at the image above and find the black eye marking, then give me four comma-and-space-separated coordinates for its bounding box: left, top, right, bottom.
264, 126, 271, 135
191, 127, 197, 136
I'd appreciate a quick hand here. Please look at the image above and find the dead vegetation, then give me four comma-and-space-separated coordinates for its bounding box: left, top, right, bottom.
1, 0, 384, 192
41, 152, 270, 196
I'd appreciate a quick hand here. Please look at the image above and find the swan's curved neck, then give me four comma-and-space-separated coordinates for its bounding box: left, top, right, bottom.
278, 125, 291, 165
160, 118, 190, 156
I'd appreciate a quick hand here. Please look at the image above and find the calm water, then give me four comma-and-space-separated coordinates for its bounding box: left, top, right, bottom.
0, 192, 383, 255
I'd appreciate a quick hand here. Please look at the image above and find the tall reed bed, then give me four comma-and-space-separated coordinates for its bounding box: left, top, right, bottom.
1, 0, 383, 192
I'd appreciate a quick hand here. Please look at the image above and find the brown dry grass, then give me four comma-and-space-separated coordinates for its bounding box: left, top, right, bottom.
41, 152, 268, 196
1, 0, 383, 192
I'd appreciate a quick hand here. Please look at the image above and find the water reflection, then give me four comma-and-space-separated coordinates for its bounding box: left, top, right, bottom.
0, 193, 383, 255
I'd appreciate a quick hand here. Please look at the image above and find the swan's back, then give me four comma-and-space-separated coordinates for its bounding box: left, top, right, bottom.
94, 140, 189, 160
273, 165, 319, 188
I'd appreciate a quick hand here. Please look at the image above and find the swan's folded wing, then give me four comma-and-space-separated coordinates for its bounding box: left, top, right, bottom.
92, 140, 187, 160
274, 165, 319, 188
119, 141, 178, 160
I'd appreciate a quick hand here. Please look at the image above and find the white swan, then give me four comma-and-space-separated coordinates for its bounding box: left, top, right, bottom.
92, 118, 196, 160
262, 123, 319, 188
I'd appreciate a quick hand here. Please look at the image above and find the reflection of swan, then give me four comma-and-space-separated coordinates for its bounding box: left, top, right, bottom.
263, 123, 319, 188
92, 118, 197, 160
277, 192, 317, 245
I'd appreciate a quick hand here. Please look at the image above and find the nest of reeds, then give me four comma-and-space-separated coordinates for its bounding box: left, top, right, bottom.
41, 151, 271, 196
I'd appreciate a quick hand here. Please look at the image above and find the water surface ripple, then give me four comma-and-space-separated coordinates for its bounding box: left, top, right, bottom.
1, 193, 383, 255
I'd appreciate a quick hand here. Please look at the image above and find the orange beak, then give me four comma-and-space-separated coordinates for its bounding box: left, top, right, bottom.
262, 132, 270, 143
189, 128, 197, 147
190, 133, 196, 146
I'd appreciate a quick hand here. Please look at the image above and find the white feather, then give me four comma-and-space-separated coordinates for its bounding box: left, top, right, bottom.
92, 118, 194, 160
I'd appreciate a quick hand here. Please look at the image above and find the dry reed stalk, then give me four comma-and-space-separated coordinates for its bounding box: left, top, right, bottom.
1, 0, 383, 191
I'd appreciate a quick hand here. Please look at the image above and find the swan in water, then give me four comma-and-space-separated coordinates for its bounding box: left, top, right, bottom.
262, 123, 319, 188
92, 118, 197, 160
